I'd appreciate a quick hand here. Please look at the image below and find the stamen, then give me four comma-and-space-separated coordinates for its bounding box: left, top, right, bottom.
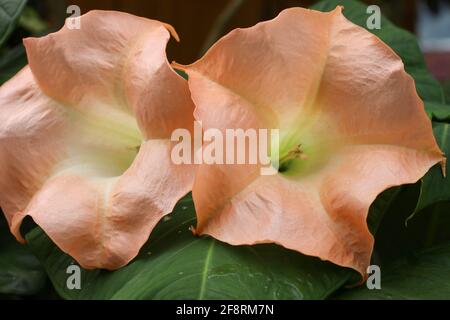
278, 144, 307, 172
279, 144, 307, 163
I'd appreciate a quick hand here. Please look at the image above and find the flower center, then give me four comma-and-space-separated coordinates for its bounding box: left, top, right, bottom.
272, 120, 337, 177
278, 144, 308, 172
58, 105, 143, 178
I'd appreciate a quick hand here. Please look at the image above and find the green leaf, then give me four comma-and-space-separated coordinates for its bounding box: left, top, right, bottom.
311, 0, 445, 103
425, 101, 450, 122
17, 6, 47, 34
410, 122, 449, 217
0, 0, 27, 47
26, 195, 355, 299
442, 80, 450, 104
367, 187, 401, 235
0, 214, 47, 296
174, 68, 188, 80
335, 243, 450, 299
0, 43, 26, 84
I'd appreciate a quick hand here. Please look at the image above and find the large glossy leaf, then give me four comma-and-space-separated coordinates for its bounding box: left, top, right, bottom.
0, 43, 26, 84
335, 243, 450, 299
443, 81, 450, 104
367, 187, 401, 235
26, 195, 356, 299
0, 0, 27, 47
0, 213, 46, 296
411, 122, 450, 216
312, 0, 445, 103
425, 101, 450, 122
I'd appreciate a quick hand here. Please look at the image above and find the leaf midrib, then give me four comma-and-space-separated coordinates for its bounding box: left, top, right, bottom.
198, 239, 215, 300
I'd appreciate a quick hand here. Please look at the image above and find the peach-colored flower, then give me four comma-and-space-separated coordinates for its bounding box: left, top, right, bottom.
0, 11, 195, 269
175, 7, 445, 276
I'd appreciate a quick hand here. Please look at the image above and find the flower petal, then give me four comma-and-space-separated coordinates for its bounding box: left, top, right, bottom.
0, 67, 66, 225
181, 6, 444, 276
2, 11, 195, 269
24, 10, 193, 139
11, 140, 194, 269
193, 144, 440, 276
175, 7, 340, 128
313, 9, 442, 155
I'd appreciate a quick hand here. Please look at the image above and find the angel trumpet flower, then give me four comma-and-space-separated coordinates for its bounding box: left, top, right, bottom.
175, 7, 445, 277
0, 11, 195, 269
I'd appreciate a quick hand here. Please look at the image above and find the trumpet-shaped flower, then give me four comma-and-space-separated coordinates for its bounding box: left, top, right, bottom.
176, 7, 445, 276
0, 11, 195, 269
